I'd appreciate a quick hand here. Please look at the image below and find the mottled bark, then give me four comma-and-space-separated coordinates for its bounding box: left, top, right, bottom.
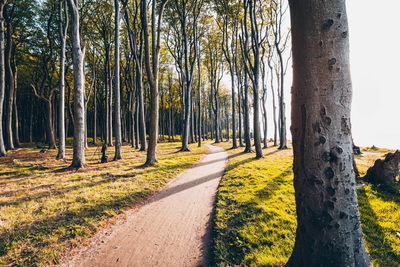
4, 17, 13, 150
287, 1, 371, 265
67, 0, 86, 169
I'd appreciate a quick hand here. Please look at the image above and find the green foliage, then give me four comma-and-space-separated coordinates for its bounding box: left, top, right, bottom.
213, 141, 400, 266
0, 142, 208, 265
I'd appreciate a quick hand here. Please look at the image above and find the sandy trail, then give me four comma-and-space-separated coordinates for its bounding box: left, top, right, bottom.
63, 143, 227, 267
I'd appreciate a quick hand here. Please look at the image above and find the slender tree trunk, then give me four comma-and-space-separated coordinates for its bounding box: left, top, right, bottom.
243, 71, 251, 152
4, 19, 13, 150
0, 0, 6, 156
57, 0, 67, 159
141, 0, 169, 166
67, 0, 86, 168
45, 100, 56, 149
287, 1, 371, 265
262, 96, 268, 148
108, 52, 113, 146
137, 62, 146, 151
114, 0, 122, 160
12, 64, 19, 147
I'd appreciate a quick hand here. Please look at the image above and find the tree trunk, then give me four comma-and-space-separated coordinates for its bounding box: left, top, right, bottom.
0, 1, 6, 156
287, 1, 371, 265
93, 81, 97, 144
45, 100, 56, 149
4, 18, 13, 150
57, 0, 67, 159
114, 0, 122, 160
243, 71, 251, 152
67, 0, 86, 169
108, 51, 113, 147
12, 64, 20, 147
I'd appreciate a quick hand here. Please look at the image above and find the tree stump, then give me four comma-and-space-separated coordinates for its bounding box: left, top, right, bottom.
364, 151, 400, 184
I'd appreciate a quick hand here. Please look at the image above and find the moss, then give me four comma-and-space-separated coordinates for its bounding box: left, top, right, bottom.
213, 141, 400, 266
0, 142, 208, 265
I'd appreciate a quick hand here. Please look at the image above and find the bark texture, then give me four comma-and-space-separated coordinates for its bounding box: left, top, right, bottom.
0, 0, 6, 156
114, 0, 122, 160
67, 0, 86, 169
287, 1, 371, 266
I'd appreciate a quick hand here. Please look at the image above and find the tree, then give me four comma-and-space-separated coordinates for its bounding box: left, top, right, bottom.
56, 0, 68, 159
114, 0, 122, 160
216, 0, 240, 149
287, 0, 371, 265
270, 0, 290, 150
67, 0, 86, 169
240, 0, 264, 159
140, 0, 169, 166
0, 0, 6, 156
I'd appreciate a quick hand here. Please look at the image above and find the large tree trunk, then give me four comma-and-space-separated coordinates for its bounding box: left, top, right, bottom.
287, 1, 371, 265
0, 0, 6, 156
67, 0, 86, 169
57, 0, 67, 159
113, 0, 122, 160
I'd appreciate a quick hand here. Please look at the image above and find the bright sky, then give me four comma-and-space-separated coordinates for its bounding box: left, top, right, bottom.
347, 0, 400, 149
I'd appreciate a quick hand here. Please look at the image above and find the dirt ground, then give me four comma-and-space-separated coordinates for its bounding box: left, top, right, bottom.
61, 143, 227, 267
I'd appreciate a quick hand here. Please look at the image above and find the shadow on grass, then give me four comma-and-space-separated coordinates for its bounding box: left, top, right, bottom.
358, 188, 400, 265
0, 190, 151, 265
0, 161, 189, 208
213, 164, 293, 265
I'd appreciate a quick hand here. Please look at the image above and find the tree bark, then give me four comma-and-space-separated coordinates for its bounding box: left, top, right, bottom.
0, 0, 6, 156
12, 63, 19, 147
287, 1, 371, 265
57, 0, 68, 159
114, 0, 122, 160
140, 0, 169, 166
243, 71, 251, 152
4, 17, 13, 150
67, 0, 86, 169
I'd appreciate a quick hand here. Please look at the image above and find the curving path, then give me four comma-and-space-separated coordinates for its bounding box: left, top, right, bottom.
63, 143, 227, 267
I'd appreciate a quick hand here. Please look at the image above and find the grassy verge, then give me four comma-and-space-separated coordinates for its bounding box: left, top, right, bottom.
0, 142, 208, 265
213, 141, 400, 266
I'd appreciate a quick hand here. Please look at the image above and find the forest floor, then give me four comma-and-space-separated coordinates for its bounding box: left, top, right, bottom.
61, 143, 227, 266
213, 141, 400, 266
0, 141, 208, 266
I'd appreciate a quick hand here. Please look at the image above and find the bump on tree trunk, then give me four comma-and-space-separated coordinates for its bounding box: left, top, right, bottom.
287, 0, 371, 265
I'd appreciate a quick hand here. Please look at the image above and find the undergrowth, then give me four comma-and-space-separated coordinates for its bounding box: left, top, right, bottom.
0, 142, 207, 265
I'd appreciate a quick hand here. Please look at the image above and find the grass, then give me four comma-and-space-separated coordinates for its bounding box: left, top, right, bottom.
0, 141, 208, 266
213, 141, 400, 266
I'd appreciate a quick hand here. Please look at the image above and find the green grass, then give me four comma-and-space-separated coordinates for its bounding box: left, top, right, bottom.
213, 141, 400, 266
0, 142, 208, 266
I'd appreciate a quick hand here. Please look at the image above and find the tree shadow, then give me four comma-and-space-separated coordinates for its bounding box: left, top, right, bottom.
358, 188, 400, 265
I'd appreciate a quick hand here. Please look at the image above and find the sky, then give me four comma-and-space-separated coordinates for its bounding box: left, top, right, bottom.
347, 0, 400, 149
272, 0, 400, 149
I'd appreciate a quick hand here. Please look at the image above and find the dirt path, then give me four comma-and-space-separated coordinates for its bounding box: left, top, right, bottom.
62, 143, 227, 267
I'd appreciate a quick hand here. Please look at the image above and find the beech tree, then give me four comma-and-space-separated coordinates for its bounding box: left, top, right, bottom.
56, 0, 68, 159
240, 0, 263, 159
114, 0, 122, 159
0, 0, 6, 156
140, 0, 169, 166
287, 0, 371, 265
67, 0, 86, 169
